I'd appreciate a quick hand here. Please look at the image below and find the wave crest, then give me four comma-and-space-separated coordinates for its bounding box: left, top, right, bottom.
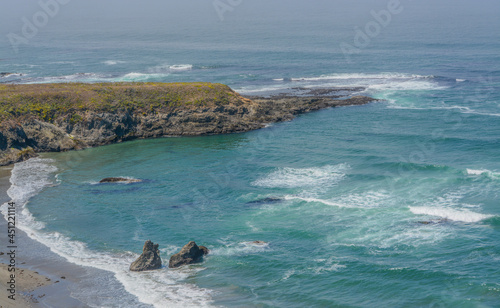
466, 168, 500, 179
409, 206, 493, 223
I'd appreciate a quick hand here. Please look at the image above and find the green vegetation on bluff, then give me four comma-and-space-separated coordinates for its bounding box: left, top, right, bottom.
0, 82, 244, 123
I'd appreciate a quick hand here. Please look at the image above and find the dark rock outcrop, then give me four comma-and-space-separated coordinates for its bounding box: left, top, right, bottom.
169, 241, 208, 268
130, 240, 162, 271
199, 245, 210, 255
99, 177, 142, 183
417, 219, 450, 225
246, 197, 283, 205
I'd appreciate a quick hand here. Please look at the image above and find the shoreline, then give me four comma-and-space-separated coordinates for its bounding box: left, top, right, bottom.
0, 166, 150, 307
0, 166, 86, 307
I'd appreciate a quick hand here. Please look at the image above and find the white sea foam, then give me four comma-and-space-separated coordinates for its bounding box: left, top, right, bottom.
387, 105, 472, 111
211, 241, 270, 256
311, 263, 346, 274
462, 110, 500, 117
238, 72, 444, 95
290, 72, 428, 81
369, 80, 445, 91
252, 164, 349, 189
283, 190, 390, 209
467, 169, 489, 176
1, 158, 214, 308
409, 206, 493, 223
24, 73, 111, 84
336, 190, 391, 208
281, 269, 295, 280
378, 225, 451, 248
246, 221, 262, 232
103, 60, 125, 65
24, 71, 171, 84
6, 158, 58, 204
386, 104, 500, 117
290, 73, 444, 91
283, 196, 348, 207
116, 72, 170, 82
235, 85, 289, 94
168, 64, 193, 71
50, 61, 77, 65
148, 64, 193, 74
466, 168, 500, 180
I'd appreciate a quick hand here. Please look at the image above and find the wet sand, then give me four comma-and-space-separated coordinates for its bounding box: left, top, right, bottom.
0, 263, 51, 308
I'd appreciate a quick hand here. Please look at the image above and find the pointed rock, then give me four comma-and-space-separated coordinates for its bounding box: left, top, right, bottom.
130, 240, 162, 271
169, 241, 209, 268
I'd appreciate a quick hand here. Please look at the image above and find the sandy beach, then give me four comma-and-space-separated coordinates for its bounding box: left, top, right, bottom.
0, 166, 86, 307
0, 166, 46, 307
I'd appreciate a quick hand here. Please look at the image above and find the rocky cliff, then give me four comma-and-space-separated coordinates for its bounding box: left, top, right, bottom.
0, 82, 375, 165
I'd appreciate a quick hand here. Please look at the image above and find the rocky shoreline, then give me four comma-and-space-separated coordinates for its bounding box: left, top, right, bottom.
0, 82, 376, 166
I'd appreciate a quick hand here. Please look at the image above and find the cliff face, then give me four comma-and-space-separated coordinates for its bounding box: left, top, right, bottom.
0, 82, 375, 165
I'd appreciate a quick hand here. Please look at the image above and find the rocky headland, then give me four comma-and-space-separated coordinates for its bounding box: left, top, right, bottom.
0, 82, 376, 165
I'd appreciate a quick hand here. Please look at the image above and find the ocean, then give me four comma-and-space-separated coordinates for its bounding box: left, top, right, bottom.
1, 0, 499, 307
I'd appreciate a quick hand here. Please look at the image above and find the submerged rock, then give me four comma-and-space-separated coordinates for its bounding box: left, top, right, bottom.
169, 241, 209, 268
99, 177, 141, 183
130, 240, 162, 271
246, 197, 283, 205
417, 219, 450, 225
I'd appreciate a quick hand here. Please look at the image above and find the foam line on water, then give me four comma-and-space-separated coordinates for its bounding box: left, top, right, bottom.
116, 72, 170, 82
283, 196, 349, 207
283, 190, 391, 209
237, 72, 445, 95
103, 60, 126, 65
252, 164, 349, 189
290, 72, 432, 81
19, 64, 193, 84
409, 206, 493, 223
147, 64, 193, 73
387, 104, 500, 117
0, 158, 214, 308
210, 241, 271, 257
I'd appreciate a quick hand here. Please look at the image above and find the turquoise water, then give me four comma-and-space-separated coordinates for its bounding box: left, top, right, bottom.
1, 1, 500, 307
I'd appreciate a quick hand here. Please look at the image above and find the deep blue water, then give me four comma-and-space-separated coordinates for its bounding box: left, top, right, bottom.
1, 1, 499, 307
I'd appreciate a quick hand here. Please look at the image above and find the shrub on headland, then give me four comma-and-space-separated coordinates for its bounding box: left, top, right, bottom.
0, 82, 242, 122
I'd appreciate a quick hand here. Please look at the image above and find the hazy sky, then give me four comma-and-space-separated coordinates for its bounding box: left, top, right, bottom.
1, 0, 499, 56
2, 0, 498, 31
